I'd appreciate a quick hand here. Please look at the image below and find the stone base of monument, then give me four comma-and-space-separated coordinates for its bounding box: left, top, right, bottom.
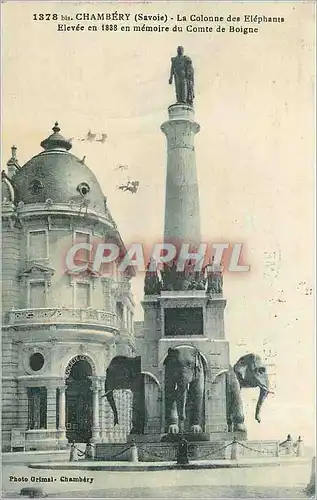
96, 439, 228, 461
127, 432, 247, 444
95, 434, 280, 462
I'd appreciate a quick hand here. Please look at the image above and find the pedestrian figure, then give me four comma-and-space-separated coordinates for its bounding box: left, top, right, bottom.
85, 440, 94, 460
69, 441, 78, 462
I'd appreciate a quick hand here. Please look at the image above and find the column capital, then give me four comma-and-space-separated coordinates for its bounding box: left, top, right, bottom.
89, 376, 102, 391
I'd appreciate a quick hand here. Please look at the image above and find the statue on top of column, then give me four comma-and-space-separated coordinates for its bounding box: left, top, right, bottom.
169, 46, 195, 107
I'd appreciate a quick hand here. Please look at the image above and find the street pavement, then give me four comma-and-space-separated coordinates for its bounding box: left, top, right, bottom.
2, 461, 312, 498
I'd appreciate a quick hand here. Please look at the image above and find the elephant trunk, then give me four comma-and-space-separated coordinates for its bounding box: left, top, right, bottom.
105, 389, 119, 426
255, 387, 268, 423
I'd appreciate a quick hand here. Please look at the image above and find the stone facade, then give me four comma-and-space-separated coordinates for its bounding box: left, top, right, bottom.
138, 291, 230, 435
1, 126, 135, 452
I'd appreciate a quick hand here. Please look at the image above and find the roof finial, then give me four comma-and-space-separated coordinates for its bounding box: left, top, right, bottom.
40, 122, 72, 151
11, 145, 17, 159
53, 122, 60, 134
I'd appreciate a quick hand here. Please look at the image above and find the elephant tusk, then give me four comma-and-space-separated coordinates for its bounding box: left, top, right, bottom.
264, 388, 275, 395
211, 369, 229, 384
258, 385, 274, 395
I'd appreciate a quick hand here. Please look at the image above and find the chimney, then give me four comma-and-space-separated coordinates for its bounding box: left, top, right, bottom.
6, 145, 20, 178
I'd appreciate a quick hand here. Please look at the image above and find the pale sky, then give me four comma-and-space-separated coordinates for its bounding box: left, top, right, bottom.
2, 1, 315, 442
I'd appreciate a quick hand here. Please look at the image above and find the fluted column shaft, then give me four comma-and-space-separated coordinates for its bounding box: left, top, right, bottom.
91, 378, 100, 442
161, 104, 201, 249
58, 387, 66, 431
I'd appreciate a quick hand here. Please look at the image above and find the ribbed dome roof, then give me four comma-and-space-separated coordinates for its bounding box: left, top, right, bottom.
13, 123, 106, 210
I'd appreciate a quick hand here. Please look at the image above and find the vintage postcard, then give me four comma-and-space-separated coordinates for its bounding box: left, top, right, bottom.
1, 1, 315, 498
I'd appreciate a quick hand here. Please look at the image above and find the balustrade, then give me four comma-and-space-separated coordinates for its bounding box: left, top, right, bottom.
6, 307, 117, 328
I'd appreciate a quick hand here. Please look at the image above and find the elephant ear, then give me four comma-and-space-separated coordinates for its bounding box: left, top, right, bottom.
167, 347, 178, 358
233, 356, 247, 382
168, 347, 177, 354
245, 353, 264, 372
163, 347, 177, 365
238, 353, 259, 369
252, 355, 267, 375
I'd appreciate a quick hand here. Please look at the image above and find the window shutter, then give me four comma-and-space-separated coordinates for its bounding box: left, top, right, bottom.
76, 283, 90, 308
29, 231, 47, 260
29, 282, 46, 308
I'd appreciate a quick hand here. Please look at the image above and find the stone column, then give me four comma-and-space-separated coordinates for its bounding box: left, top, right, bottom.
46, 386, 57, 430
161, 104, 201, 249
91, 379, 100, 442
18, 385, 29, 429
58, 386, 66, 439
99, 375, 108, 442
98, 385, 103, 440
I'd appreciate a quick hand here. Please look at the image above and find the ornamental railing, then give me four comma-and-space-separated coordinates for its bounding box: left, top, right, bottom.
6, 307, 118, 328
93, 435, 306, 463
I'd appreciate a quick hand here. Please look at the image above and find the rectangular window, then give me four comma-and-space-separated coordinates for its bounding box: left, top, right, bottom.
102, 279, 112, 310
76, 282, 90, 308
28, 230, 48, 260
29, 282, 46, 308
116, 302, 124, 329
74, 231, 91, 266
27, 387, 47, 430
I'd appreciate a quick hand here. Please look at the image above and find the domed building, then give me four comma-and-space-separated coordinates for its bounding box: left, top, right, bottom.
1, 123, 136, 452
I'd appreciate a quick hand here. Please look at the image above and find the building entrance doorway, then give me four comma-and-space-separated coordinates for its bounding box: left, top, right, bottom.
65, 359, 93, 443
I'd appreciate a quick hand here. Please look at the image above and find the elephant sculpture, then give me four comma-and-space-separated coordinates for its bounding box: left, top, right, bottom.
226, 353, 270, 432
164, 346, 205, 434
104, 355, 145, 434
104, 351, 269, 437
164, 348, 269, 435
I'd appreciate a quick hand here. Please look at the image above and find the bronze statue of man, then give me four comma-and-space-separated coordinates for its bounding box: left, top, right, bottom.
169, 46, 194, 106
186, 58, 195, 106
